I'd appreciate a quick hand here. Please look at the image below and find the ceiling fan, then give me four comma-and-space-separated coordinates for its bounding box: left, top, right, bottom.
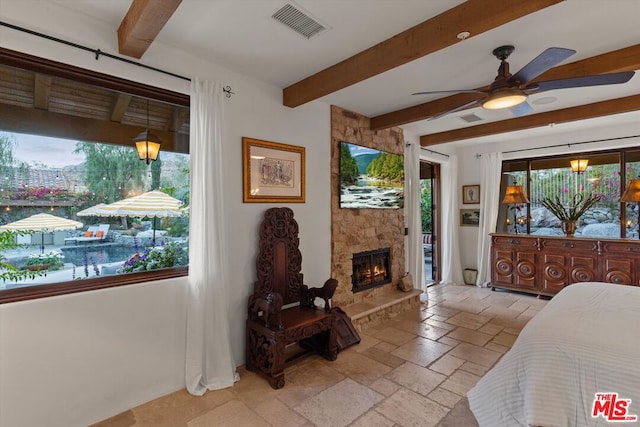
412, 45, 635, 119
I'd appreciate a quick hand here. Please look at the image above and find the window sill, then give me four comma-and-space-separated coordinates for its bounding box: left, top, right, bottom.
0, 266, 188, 304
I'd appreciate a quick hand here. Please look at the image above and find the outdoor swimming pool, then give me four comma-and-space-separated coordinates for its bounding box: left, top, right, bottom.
60, 244, 137, 267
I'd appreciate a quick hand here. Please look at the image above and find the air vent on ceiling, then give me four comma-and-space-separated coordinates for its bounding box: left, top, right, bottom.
459, 113, 483, 123
272, 3, 326, 39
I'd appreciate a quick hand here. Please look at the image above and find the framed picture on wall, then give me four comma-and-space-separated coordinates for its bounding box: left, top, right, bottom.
460, 209, 480, 226
242, 137, 305, 203
462, 184, 480, 204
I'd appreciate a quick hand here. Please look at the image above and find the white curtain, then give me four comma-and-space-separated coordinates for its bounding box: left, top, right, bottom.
185, 78, 238, 395
476, 152, 503, 287
440, 155, 464, 285
405, 142, 424, 290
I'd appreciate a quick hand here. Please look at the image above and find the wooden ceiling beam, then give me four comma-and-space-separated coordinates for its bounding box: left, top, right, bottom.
117, 0, 182, 59
282, 0, 562, 108
372, 43, 640, 130
419, 94, 640, 146
110, 93, 132, 122
33, 73, 52, 110
0, 104, 187, 152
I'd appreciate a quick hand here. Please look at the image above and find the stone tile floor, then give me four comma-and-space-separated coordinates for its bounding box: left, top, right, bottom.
93, 283, 548, 427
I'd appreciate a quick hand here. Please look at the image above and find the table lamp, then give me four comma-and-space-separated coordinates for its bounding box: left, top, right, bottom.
621, 179, 640, 239
502, 185, 530, 234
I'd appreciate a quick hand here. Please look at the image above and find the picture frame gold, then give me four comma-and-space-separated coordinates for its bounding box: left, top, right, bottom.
462, 184, 480, 204
242, 137, 305, 203
460, 209, 480, 226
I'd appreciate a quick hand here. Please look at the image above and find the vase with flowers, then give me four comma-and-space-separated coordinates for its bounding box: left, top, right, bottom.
540, 192, 602, 236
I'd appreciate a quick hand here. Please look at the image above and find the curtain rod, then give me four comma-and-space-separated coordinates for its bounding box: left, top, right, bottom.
406, 142, 450, 158
421, 147, 450, 158
0, 21, 235, 98
501, 134, 640, 155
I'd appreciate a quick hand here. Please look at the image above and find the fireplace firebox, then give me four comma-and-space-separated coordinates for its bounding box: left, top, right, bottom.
352, 248, 391, 293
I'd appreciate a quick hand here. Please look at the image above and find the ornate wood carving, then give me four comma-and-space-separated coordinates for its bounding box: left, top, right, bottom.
491, 233, 640, 296
246, 208, 340, 389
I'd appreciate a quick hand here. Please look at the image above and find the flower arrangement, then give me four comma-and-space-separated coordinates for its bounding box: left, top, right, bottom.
117, 241, 188, 274
540, 192, 602, 222
24, 250, 65, 270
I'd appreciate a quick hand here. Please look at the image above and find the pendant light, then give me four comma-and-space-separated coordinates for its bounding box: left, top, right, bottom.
134, 99, 161, 164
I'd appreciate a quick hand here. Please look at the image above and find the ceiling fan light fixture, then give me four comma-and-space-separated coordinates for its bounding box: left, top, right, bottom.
482, 90, 527, 110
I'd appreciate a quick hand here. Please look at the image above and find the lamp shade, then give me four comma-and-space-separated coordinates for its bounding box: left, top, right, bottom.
502, 185, 530, 204
134, 130, 161, 164
482, 90, 527, 110
570, 159, 589, 173
621, 179, 640, 202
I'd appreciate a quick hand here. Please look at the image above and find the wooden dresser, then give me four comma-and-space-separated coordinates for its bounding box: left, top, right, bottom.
490, 233, 640, 296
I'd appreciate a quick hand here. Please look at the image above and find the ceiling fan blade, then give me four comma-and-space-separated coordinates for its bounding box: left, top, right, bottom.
510, 100, 533, 117
428, 99, 483, 120
527, 71, 635, 92
412, 89, 486, 96
510, 47, 576, 85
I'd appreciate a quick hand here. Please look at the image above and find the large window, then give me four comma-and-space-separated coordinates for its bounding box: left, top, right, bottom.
0, 49, 190, 303
499, 149, 640, 238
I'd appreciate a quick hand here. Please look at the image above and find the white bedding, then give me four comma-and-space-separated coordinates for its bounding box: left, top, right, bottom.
468, 282, 640, 427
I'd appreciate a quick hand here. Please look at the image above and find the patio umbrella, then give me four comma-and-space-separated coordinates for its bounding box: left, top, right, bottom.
89, 190, 184, 241
76, 203, 107, 217
0, 213, 83, 253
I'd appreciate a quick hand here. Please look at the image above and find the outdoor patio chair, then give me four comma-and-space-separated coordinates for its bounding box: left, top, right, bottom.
65, 225, 98, 245
74, 224, 110, 243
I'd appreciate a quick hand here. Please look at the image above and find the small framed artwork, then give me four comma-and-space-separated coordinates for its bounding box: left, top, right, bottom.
242, 137, 305, 203
462, 184, 480, 204
460, 209, 480, 226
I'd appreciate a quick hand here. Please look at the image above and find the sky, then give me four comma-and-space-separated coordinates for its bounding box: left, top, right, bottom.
7, 132, 86, 168
344, 142, 379, 157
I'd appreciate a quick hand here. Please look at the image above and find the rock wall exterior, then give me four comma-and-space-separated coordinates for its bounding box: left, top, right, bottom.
330, 105, 406, 307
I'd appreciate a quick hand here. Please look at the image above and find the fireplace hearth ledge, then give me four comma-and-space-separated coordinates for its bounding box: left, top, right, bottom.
342, 288, 423, 332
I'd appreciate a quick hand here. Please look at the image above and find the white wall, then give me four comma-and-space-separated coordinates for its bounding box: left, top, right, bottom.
0, 2, 331, 426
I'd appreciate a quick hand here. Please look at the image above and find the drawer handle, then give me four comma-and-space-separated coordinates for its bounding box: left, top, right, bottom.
627, 247, 640, 253
563, 242, 575, 248
507, 239, 520, 244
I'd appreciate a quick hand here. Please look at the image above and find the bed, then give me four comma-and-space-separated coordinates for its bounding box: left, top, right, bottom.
468, 282, 640, 426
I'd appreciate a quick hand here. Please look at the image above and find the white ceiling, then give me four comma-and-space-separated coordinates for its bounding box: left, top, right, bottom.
50, 0, 640, 146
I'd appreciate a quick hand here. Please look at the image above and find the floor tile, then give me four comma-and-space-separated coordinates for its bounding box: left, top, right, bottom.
428, 387, 463, 408
293, 378, 383, 427
428, 354, 465, 376
491, 330, 519, 348
322, 349, 392, 385
277, 358, 345, 408
445, 312, 492, 330
351, 411, 395, 427
187, 400, 269, 427
254, 398, 307, 427
459, 361, 489, 376
363, 346, 406, 368
440, 370, 482, 396
445, 327, 493, 346
375, 388, 448, 427
391, 336, 451, 367
385, 361, 446, 396
447, 343, 502, 368
91, 283, 546, 427
371, 326, 417, 346
369, 377, 401, 397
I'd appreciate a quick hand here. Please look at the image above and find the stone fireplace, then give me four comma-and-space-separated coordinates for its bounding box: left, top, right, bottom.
352, 248, 391, 292
330, 105, 421, 330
